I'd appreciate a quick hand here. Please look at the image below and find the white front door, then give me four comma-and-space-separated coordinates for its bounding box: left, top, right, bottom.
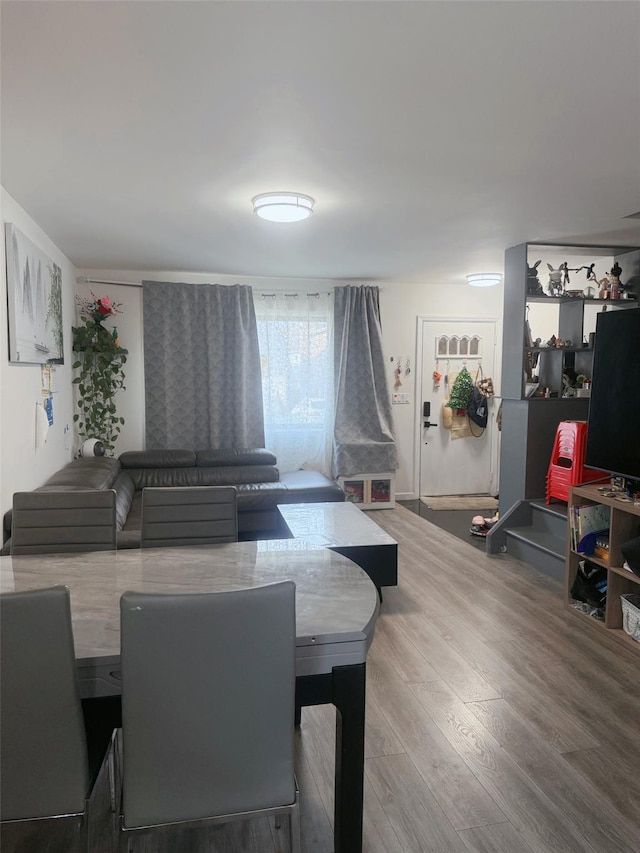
418, 318, 498, 497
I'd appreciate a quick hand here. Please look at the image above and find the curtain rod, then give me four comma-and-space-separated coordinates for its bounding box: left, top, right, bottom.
259, 292, 326, 299
76, 276, 142, 289
77, 277, 382, 292
77, 278, 329, 294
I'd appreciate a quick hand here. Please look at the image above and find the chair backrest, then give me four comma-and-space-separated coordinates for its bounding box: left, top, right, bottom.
140, 486, 238, 548
120, 581, 296, 828
11, 490, 117, 555
0, 586, 90, 821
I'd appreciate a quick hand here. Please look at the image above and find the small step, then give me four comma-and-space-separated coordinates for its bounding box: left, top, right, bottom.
507, 526, 565, 556
531, 499, 567, 519
505, 527, 565, 581
529, 503, 569, 539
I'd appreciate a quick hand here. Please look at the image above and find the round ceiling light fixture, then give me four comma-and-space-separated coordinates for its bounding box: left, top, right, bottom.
252, 192, 314, 223
466, 272, 502, 288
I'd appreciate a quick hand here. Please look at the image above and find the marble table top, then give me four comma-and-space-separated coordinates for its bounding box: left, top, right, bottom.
278, 501, 397, 548
0, 542, 379, 675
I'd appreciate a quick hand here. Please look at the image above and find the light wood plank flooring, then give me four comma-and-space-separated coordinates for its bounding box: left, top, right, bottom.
79, 504, 640, 851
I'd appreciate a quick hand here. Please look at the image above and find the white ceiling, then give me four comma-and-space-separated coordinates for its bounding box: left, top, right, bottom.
2, 0, 639, 285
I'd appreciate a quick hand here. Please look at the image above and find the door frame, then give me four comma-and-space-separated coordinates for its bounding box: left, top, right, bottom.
413, 315, 501, 499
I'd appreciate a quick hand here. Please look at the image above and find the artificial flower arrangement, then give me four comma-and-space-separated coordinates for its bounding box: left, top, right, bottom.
76, 292, 122, 325
72, 293, 127, 454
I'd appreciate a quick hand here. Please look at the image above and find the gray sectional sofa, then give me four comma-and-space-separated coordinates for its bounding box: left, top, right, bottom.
2, 448, 345, 553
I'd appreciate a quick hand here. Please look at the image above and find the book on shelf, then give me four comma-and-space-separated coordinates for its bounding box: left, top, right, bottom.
570, 502, 610, 552
593, 533, 610, 562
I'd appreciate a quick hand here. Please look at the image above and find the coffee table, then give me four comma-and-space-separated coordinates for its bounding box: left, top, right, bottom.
278, 501, 398, 591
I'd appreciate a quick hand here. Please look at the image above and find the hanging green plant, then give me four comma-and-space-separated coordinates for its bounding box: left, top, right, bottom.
72, 294, 127, 455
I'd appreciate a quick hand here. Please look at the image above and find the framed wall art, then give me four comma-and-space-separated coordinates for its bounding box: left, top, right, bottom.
5, 223, 64, 364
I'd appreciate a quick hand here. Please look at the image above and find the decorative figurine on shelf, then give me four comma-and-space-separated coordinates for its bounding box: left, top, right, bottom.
608, 262, 622, 300
598, 274, 610, 299
562, 374, 577, 397
580, 263, 597, 297
563, 262, 601, 295
527, 260, 544, 295
547, 262, 567, 297
565, 262, 595, 285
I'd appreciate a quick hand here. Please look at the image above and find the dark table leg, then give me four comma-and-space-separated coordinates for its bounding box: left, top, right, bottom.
296, 662, 367, 853
332, 663, 366, 853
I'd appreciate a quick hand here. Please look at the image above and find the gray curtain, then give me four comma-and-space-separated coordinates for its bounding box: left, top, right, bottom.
333, 285, 398, 477
143, 281, 265, 450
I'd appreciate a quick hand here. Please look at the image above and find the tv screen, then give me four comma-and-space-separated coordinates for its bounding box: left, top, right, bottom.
585, 307, 640, 482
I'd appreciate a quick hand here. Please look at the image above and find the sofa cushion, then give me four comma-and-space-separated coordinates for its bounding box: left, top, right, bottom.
236, 482, 289, 511
37, 457, 121, 491
280, 469, 345, 503
196, 465, 279, 486
119, 450, 196, 469
125, 465, 279, 490
196, 448, 277, 467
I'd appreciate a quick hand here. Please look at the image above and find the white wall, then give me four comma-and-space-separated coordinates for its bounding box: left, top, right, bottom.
78, 268, 504, 500
1, 189, 78, 522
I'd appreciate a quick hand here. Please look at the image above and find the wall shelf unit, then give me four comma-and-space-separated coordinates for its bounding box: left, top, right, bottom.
498, 242, 640, 514
566, 483, 640, 654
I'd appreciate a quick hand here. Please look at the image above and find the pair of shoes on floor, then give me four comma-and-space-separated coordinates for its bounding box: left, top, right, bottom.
469, 513, 499, 538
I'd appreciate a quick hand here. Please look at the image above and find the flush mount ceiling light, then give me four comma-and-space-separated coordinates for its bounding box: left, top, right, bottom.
466, 272, 502, 288
252, 192, 314, 222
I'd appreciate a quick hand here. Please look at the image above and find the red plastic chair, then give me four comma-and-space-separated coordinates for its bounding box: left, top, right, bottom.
546, 421, 604, 503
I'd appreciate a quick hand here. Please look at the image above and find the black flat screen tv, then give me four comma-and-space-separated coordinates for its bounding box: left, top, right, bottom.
585, 307, 640, 483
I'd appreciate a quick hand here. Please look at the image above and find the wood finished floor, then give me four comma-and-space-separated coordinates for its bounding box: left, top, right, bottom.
80, 504, 640, 852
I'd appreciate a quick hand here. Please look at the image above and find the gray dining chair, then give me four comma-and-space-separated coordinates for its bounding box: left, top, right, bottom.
115, 581, 300, 851
0, 586, 105, 852
140, 485, 238, 547
11, 489, 117, 554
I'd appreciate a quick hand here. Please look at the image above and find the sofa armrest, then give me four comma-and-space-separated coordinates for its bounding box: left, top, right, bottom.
37, 457, 121, 491
113, 472, 136, 531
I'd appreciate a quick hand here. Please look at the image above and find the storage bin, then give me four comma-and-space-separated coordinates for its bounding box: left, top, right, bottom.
620, 594, 640, 642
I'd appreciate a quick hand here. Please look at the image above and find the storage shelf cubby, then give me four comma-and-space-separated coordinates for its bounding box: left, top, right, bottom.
565, 483, 640, 653
337, 473, 395, 510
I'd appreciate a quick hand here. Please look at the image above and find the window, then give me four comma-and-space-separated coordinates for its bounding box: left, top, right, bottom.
254, 293, 334, 475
